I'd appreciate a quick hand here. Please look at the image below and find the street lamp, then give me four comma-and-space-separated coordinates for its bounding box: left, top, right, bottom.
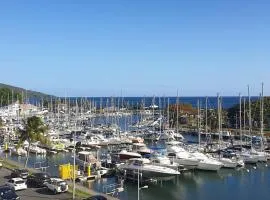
137, 168, 148, 200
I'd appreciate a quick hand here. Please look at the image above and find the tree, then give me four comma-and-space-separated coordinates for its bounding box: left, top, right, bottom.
18, 116, 48, 168
0, 87, 22, 106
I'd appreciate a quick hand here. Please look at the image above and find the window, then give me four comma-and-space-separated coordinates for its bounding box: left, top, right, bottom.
15, 181, 25, 184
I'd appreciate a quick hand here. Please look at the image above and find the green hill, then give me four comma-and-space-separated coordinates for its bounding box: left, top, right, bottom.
0, 83, 55, 105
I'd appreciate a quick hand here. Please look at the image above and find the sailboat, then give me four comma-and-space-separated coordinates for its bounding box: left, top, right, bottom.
252, 83, 267, 162
192, 99, 223, 171
217, 95, 238, 168
241, 86, 259, 164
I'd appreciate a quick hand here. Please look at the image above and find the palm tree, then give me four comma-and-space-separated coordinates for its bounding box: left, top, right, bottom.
18, 116, 48, 168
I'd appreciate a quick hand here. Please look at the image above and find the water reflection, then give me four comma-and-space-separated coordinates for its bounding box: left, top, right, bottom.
2, 152, 270, 200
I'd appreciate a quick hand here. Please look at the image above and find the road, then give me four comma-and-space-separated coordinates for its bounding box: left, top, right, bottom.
0, 168, 72, 200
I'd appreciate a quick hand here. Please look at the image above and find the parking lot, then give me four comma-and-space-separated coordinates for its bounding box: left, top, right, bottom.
0, 168, 72, 200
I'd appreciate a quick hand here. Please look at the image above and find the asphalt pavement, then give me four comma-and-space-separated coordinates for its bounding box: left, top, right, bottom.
0, 168, 72, 200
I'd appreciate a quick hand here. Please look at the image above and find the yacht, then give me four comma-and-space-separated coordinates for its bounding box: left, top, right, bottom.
11, 147, 27, 156
150, 155, 180, 171
240, 151, 259, 164
219, 157, 238, 168
118, 158, 180, 179
167, 145, 199, 169
132, 143, 152, 157
250, 149, 267, 162
118, 150, 142, 161
28, 144, 46, 154
192, 152, 223, 171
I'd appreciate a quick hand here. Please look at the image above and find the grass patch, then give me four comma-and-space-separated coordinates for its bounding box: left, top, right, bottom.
67, 185, 91, 199
1, 160, 19, 170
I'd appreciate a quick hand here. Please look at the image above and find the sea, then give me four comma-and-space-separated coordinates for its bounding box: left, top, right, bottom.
36, 96, 259, 109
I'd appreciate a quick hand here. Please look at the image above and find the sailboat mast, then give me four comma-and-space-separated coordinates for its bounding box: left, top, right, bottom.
243, 98, 246, 142
167, 98, 170, 127
159, 97, 161, 135
239, 94, 242, 149
73, 98, 78, 200
248, 85, 252, 148
218, 94, 221, 147
260, 82, 264, 151
205, 97, 208, 134
176, 90, 179, 134
197, 99, 200, 148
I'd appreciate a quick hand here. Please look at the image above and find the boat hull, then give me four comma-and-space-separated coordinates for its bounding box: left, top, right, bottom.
174, 158, 199, 169
118, 164, 180, 179
220, 158, 238, 168
119, 154, 142, 161
197, 161, 222, 171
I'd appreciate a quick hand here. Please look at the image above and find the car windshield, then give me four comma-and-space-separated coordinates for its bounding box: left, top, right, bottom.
37, 173, 49, 178
15, 181, 25, 184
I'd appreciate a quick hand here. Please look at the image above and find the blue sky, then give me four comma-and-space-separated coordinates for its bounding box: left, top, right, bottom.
0, 0, 269, 97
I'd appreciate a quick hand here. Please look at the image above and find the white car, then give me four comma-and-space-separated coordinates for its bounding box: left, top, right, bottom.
6, 178, 27, 191
45, 178, 68, 194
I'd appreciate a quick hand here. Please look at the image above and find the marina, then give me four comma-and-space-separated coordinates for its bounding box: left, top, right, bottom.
1, 1, 270, 199
1, 93, 270, 200
1, 140, 270, 200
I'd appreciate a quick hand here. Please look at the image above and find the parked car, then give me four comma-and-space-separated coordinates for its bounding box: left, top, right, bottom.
6, 178, 27, 191
83, 195, 107, 200
10, 169, 29, 179
26, 173, 50, 187
0, 185, 20, 200
44, 178, 68, 194
0, 162, 2, 169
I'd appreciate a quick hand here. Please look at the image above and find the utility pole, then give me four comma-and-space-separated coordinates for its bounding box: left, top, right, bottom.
73, 99, 78, 200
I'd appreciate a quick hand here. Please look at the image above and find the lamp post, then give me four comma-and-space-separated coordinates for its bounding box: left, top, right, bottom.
137, 168, 148, 200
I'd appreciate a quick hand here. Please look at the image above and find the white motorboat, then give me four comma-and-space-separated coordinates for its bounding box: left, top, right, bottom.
118, 150, 142, 161
192, 152, 223, 171
118, 158, 180, 179
28, 145, 46, 154
241, 152, 259, 164
11, 147, 27, 156
151, 155, 180, 171
219, 157, 238, 169
161, 129, 184, 141
174, 151, 200, 169
132, 143, 151, 156
167, 145, 199, 169
250, 150, 267, 162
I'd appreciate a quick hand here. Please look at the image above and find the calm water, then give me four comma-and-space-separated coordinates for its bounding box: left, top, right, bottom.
32, 96, 259, 109
2, 150, 270, 200
118, 163, 270, 200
